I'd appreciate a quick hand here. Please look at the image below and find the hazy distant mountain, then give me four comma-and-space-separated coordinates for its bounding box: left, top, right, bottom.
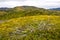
0, 7, 11, 11
50, 8, 60, 10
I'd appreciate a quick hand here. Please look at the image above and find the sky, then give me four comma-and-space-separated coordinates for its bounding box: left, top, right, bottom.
0, 0, 60, 9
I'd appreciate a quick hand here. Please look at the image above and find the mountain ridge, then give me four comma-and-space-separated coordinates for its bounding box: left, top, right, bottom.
0, 6, 45, 11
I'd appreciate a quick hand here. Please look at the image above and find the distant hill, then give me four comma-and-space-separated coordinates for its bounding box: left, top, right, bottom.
0, 6, 44, 11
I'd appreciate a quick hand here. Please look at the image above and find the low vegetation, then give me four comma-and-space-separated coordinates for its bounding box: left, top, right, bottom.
0, 15, 60, 40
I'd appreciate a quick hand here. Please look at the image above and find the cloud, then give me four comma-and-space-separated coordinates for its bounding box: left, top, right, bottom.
0, 0, 26, 2
0, 0, 60, 8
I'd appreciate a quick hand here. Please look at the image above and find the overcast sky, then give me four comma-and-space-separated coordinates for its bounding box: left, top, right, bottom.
0, 0, 60, 9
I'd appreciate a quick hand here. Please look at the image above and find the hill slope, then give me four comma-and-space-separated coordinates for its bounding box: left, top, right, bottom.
0, 6, 60, 20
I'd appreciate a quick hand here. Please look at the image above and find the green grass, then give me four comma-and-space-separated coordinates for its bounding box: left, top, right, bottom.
0, 15, 60, 40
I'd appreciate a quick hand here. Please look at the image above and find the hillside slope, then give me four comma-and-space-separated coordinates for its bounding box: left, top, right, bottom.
0, 6, 60, 20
